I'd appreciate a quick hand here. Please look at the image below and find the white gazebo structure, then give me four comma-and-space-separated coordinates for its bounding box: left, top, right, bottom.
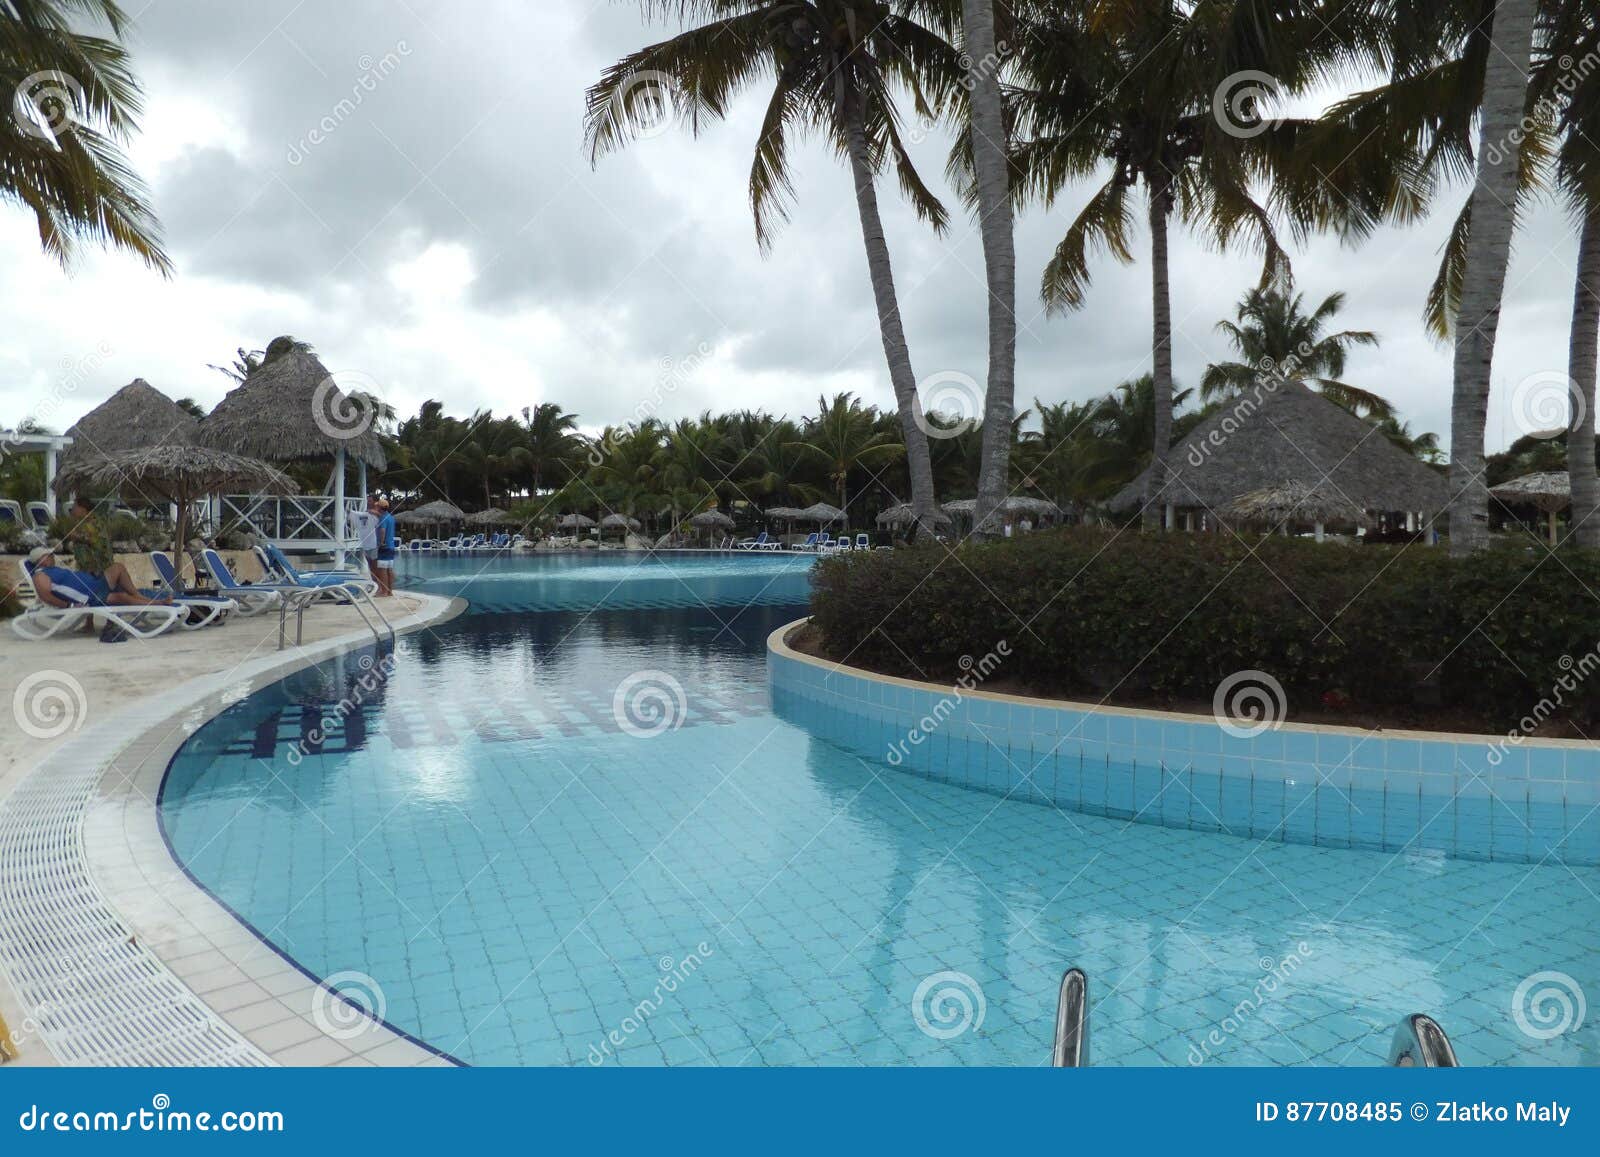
0, 429, 73, 516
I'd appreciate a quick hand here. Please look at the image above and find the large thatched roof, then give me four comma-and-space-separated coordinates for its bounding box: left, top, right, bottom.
61, 379, 198, 470
194, 337, 387, 468
1224, 481, 1370, 526
54, 445, 297, 502
1109, 381, 1446, 515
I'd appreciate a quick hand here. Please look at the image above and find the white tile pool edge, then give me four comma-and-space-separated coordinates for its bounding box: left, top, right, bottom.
0, 592, 465, 1067
767, 620, 1600, 866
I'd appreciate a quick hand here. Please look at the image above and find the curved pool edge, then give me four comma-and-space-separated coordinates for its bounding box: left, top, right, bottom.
767, 619, 1600, 866
0, 591, 467, 1067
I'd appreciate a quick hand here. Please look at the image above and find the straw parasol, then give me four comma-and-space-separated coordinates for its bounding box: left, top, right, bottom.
194, 337, 387, 469
1110, 381, 1445, 521
599, 513, 641, 532
60, 379, 199, 477
558, 513, 596, 530
466, 507, 508, 526
54, 445, 296, 574
797, 502, 845, 524
876, 502, 952, 528
1491, 472, 1571, 545
412, 499, 465, 522
1224, 481, 1370, 538
765, 506, 805, 519
393, 509, 433, 526
688, 510, 735, 530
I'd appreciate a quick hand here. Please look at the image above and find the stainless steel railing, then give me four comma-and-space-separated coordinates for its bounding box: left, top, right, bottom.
1052, 968, 1089, 1067
277, 584, 394, 650
1387, 1013, 1458, 1066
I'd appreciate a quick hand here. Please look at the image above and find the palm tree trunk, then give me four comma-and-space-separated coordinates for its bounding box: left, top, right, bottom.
842, 93, 940, 538
964, 0, 1017, 540
1146, 186, 1175, 530
1568, 206, 1600, 548
1447, 0, 1538, 556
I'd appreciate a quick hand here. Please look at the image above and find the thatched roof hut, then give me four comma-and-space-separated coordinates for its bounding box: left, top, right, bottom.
61, 379, 198, 471
194, 336, 387, 468
1109, 381, 1445, 518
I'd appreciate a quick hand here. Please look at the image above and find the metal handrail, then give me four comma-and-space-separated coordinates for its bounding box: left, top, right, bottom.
1052, 968, 1089, 1067
276, 584, 394, 651
1388, 1014, 1458, 1067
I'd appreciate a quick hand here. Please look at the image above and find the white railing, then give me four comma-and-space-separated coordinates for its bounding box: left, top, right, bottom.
219, 494, 364, 551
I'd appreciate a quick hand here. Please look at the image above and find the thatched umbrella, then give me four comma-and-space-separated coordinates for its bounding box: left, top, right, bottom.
797, 502, 845, 524
1109, 381, 1446, 526
876, 502, 952, 528
599, 513, 641, 534
412, 499, 465, 522
765, 506, 804, 519
1224, 481, 1370, 540
688, 510, 735, 530
61, 379, 199, 479
55, 446, 296, 575
1491, 472, 1571, 545
466, 507, 508, 526
558, 513, 596, 531
393, 509, 434, 526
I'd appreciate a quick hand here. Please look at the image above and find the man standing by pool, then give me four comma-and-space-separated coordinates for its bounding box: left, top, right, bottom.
373, 497, 398, 597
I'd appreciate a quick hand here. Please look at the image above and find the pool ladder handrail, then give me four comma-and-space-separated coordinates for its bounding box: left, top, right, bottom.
1052, 968, 1089, 1067
1387, 1013, 1458, 1067
276, 584, 395, 651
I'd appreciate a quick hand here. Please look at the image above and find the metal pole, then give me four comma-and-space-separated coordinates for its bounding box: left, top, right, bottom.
333, 446, 347, 568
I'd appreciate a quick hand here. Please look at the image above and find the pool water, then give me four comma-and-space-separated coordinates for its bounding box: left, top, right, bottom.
160, 552, 1599, 1066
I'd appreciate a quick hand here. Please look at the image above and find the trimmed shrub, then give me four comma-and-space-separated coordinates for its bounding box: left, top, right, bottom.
809, 529, 1600, 734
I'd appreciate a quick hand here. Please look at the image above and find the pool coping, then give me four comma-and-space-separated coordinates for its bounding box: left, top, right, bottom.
768, 619, 1600, 751
0, 591, 467, 1067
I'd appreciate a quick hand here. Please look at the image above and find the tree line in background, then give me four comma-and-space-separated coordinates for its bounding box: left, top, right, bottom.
5, 2, 1598, 553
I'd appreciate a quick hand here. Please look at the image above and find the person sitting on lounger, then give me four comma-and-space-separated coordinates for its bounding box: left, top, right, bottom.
28, 547, 173, 610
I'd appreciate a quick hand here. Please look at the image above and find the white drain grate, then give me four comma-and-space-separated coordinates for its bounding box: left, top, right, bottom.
0, 719, 269, 1066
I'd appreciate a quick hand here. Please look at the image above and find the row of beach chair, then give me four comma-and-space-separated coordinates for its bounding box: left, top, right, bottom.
403, 533, 521, 552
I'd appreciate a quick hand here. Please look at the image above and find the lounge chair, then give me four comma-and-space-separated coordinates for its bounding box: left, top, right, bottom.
259, 545, 379, 596
855, 533, 870, 550
11, 559, 187, 641
737, 531, 769, 551
149, 551, 268, 621
796, 532, 819, 552
25, 501, 50, 531
202, 549, 360, 607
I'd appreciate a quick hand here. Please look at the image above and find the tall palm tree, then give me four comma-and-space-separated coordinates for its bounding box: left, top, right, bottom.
1446, 0, 1542, 554
790, 392, 904, 510
520, 402, 582, 494
956, 0, 1018, 538
585, 1, 963, 538
1200, 282, 1393, 418
1008, 2, 1345, 528
1, 0, 169, 270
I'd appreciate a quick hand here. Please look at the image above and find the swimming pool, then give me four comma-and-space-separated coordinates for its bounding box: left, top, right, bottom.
159, 552, 1598, 1066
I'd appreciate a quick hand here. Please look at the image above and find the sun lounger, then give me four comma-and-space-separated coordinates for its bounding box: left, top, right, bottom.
147, 552, 256, 625
11, 560, 186, 641
201, 549, 351, 609
258, 545, 379, 596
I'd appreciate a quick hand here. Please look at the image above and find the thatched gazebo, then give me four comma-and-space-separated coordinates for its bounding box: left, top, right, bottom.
1490, 472, 1570, 545
58, 380, 200, 512
55, 446, 296, 576
1109, 381, 1446, 533
194, 337, 387, 565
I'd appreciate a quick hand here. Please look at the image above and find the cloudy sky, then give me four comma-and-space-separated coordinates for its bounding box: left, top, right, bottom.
0, 0, 1585, 454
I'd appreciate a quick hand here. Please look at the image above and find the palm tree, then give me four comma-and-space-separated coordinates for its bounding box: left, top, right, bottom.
790, 392, 904, 511
1009, 2, 1346, 529
1200, 282, 1392, 418
1, 0, 169, 270
955, 0, 1018, 538
1376, 416, 1445, 465
585, 2, 963, 539
520, 402, 582, 494
1446, 0, 1541, 554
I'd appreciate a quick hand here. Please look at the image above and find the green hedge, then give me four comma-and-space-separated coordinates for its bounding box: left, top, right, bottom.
809, 529, 1600, 733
